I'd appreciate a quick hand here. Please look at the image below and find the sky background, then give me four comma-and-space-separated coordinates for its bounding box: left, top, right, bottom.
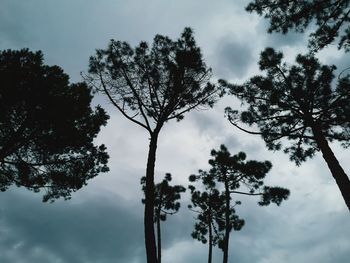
1, 0, 350, 262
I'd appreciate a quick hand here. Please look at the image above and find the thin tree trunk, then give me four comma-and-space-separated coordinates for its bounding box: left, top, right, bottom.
157, 185, 164, 263
222, 181, 230, 263
156, 212, 162, 263
144, 132, 159, 263
310, 121, 350, 211
208, 209, 213, 263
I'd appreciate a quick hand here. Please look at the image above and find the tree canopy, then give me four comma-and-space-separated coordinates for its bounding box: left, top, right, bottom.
246, 0, 350, 51
221, 47, 350, 210
0, 49, 109, 201
88, 27, 220, 133
141, 173, 186, 222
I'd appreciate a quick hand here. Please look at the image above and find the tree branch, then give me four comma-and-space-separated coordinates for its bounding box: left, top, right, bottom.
229, 190, 262, 196
98, 72, 151, 131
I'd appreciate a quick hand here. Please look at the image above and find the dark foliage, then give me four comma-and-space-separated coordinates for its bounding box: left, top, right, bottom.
0, 49, 109, 201
88, 27, 221, 131
247, 0, 350, 51
188, 187, 223, 245
223, 48, 350, 164
207, 145, 289, 206
222, 47, 350, 210
188, 185, 224, 263
141, 173, 186, 222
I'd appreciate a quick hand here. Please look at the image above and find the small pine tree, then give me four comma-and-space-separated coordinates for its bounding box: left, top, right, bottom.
189, 145, 289, 263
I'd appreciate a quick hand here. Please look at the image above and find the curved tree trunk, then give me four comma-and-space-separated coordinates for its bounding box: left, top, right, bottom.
144, 132, 159, 263
311, 122, 350, 211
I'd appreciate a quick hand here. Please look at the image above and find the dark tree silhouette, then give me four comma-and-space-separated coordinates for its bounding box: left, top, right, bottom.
246, 0, 350, 51
221, 47, 350, 210
87, 28, 222, 263
141, 173, 186, 263
0, 49, 109, 202
189, 145, 289, 263
207, 145, 289, 263
188, 185, 225, 263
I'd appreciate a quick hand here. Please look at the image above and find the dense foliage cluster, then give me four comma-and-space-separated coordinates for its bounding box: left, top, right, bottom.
247, 0, 350, 51
0, 49, 109, 201
221, 47, 350, 210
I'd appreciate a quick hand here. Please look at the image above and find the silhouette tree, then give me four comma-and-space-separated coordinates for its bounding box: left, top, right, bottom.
246, 0, 350, 51
208, 145, 289, 263
188, 184, 224, 263
0, 49, 109, 201
141, 173, 185, 263
189, 145, 289, 263
87, 28, 222, 263
222, 47, 350, 210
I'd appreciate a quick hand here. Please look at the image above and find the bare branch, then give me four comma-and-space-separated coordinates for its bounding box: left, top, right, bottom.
229, 190, 262, 196
98, 72, 151, 131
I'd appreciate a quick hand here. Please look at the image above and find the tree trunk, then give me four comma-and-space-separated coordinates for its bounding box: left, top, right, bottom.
156, 212, 162, 263
222, 181, 230, 263
208, 209, 213, 263
144, 132, 159, 263
310, 121, 350, 211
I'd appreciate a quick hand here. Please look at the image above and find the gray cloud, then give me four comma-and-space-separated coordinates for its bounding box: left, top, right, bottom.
0, 2, 30, 48
0, 188, 145, 263
213, 37, 255, 79
231, 205, 350, 263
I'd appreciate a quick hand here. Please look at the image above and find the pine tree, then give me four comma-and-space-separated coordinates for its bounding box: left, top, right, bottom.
189, 145, 289, 263
222, 47, 350, 210
88, 28, 222, 263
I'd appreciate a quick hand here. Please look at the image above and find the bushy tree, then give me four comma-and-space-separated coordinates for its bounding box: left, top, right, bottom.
88, 28, 222, 263
141, 173, 185, 263
246, 0, 350, 51
0, 49, 109, 201
222, 47, 350, 210
188, 178, 242, 263
189, 145, 289, 263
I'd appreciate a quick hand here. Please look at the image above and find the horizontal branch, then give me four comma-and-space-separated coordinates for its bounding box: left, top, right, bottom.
228, 119, 315, 141
229, 190, 262, 196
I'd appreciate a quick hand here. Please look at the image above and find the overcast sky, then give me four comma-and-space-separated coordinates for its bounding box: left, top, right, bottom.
1, 0, 350, 262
